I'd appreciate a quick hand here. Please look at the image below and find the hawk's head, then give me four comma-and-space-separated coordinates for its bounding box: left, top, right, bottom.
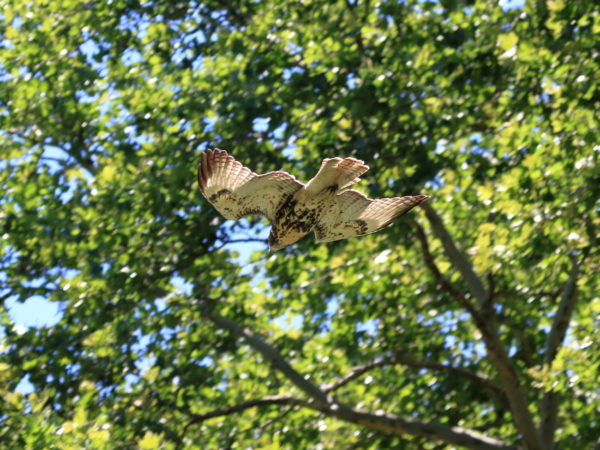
267, 227, 309, 252
267, 228, 283, 252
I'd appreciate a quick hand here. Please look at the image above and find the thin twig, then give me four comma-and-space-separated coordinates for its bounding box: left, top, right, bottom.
323, 354, 505, 405
213, 238, 267, 250
185, 395, 295, 431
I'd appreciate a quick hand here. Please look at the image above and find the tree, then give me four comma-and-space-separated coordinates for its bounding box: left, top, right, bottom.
0, 0, 598, 448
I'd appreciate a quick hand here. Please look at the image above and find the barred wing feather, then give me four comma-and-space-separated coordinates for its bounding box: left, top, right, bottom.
198, 149, 303, 221
314, 190, 429, 242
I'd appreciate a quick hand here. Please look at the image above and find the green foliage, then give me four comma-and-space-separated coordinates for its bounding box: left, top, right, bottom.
0, 0, 598, 448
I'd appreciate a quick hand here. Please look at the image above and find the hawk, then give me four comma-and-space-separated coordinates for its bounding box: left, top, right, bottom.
198, 149, 429, 251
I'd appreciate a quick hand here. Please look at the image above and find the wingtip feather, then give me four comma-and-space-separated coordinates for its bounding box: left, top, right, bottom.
198, 150, 210, 192
203, 149, 212, 187
197, 154, 204, 191
199, 148, 229, 192
412, 194, 430, 206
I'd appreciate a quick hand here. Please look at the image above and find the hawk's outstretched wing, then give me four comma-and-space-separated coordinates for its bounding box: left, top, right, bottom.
198, 149, 304, 221
314, 190, 429, 242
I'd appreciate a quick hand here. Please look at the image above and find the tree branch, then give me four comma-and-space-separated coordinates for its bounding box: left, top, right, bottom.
321, 404, 517, 450
200, 299, 330, 404
392, 354, 506, 403
540, 259, 581, 449
484, 272, 495, 312
420, 204, 542, 450
213, 238, 267, 250
185, 395, 295, 429
323, 357, 386, 393
185, 393, 517, 450
323, 354, 506, 405
421, 204, 488, 305
411, 219, 479, 317
0, 290, 13, 305
542, 260, 581, 364
198, 299, 516, 449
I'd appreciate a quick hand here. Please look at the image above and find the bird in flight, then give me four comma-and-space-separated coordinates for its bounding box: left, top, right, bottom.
198, 149, 429, 251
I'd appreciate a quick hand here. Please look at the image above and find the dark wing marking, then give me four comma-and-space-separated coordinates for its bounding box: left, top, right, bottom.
314, 190, 429, 242
198, 149, 304, 221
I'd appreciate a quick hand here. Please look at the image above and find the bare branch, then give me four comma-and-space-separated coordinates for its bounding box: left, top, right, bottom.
484, 272, 495, 312
307, 401, 517, 450
185, 395, 295, 429
200, 299, 330, 404
420, 204, 542, 449
543, 260, 581, 363
540, 259, 581, 449
0, 290, 13, 305
184, 393, 517, 450
198, 299, 517, 449
323, 357, 387, 393
421, 203, 488, 305
221, 238, 266, 245
213, 238, 267, 250
392, 354, 505, 403
411, 220, 479, 316
323, 354, 505, 405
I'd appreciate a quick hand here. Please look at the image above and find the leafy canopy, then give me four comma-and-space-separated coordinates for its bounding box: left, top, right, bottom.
0, 0, 598, 448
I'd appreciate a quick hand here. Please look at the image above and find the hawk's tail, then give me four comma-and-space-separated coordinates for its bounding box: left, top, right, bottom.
306, 157, 370, 194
